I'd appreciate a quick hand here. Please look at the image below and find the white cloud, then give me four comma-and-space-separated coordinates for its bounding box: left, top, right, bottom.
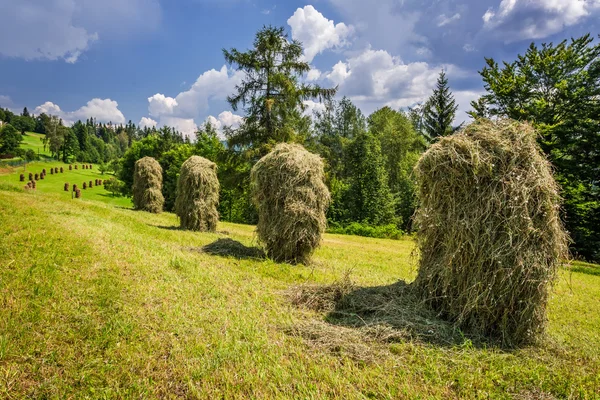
0, 0, 160, 63
159, 117, 197, 138
482, 0, 600, 41
303, 100, 326, 116
139, 117, 157, 129
148, 94, 178, 117
0, 95, 14, 108
33, 98, 126, 125
287, 5, 354, 62
326, 61, 351, 86
307, 68, 322, 82
463, 44, 475, 52
204, 111, 244, 139
437, 13, 461, 27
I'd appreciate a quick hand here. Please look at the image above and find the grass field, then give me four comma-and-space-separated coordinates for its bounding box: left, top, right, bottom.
19, 132, 52, 159
0, 165, 599, 398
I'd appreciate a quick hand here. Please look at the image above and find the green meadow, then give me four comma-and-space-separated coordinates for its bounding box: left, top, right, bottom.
0, 164, 599, 399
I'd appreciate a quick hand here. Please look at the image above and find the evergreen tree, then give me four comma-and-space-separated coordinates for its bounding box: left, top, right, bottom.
22, 107, 30, 117
422, 70, 459, 139
344, 131, 395, 226
223, 26, 336, 156
0, 123, 22, 154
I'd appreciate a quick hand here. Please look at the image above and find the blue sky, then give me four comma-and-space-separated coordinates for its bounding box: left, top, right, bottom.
1, 0, 599, 137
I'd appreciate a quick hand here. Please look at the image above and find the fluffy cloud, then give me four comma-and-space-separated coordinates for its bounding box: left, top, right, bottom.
482, 0, 600, 41
148, 94, 178, 117
287, 5, 354, 62
159, 117, 197, 138
204, 111, 244, 139
0, 0, 160, 63
306, 68, 322, 82
303, 100, 327, 116
34, 98, 126, 125
139, 117, 157, 129
325, 49, 458, 110
0, 95, 14, 108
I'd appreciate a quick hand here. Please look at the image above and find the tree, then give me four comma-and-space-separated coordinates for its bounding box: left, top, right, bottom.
104, 177, 125, 197
473, 34, 600, 261
368, 107, 427, 230
11, 115, 35, 134
61, 127, 79, 162
344, 131, 396, 226
44, 116, 65, 158
0, 123, 22, 154
223, 26, 337, 156
22, 107, 30, 118
423, 70, 459, 140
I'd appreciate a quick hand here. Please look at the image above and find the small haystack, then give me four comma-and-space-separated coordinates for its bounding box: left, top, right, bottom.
89, 180, 93, 188
19, 174, 24, 182
75, 189, 81, 198
64, 183, 69, 191
74, 165, 78, 170
28, 173, 33, 181
73, 184, 77, 192
50, 169, 54, 175
60, 167, 63, 173
413, 119, 568, 346
31, 180, 36, 189
34, 173, 39, 180
250, 143, 330, 264
133, 156, 164, 213
175, 156, 220, 232
83, 182, 87, 189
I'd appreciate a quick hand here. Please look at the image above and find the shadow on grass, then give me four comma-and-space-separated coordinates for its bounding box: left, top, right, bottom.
287, 277, 477, 356
197, 238, 265, 260
568, 262, 600, 277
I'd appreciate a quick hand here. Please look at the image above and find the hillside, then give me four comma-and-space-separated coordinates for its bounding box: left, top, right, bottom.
0, 165, 599, 398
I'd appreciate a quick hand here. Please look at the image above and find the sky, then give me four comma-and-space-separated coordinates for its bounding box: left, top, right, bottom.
0, 0, 599, 138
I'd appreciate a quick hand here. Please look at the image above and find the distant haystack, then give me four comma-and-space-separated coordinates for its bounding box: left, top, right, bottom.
175, 156, 220, 232
413, 119, 569, 346
64, 183, 69, 191
251, 143, 330, 264
133, 156, 164, 213
19, 174, 24, 182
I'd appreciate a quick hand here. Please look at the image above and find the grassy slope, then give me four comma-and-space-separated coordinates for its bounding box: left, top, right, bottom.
20, 132, 51, 158
0, 175, 599, 398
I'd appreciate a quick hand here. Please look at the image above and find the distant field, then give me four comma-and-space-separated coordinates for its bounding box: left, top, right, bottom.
0, 160, 131, 208
0, 165, 598, 398
20, 131, 52, 158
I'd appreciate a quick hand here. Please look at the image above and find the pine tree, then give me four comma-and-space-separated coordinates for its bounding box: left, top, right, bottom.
344, 131, 395, 226
223, 26, 336, 157
422, 70, 459, 139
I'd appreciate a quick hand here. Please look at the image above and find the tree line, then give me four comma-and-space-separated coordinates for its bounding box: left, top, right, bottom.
1, 28, 598, 262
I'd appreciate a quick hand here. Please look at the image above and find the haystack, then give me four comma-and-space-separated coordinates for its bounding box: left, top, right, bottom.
413, 119, 568, 346
34, 173, 39, 180
20, 174, 24, 182
64, 183, 69, 191
89, 180, 93, 188
28, 173, 33, 181
133, 156, 164, 213
175, 156, 220, 232
50, 169, 54, 175
250, 143, 330, 264
75, 189, 81, 198
60, 167, 63, 173
31, 180, 36, 189
83, 182, 87, 189
69, 165, 72, 170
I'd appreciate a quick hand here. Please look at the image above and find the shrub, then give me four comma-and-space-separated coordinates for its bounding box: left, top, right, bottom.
133, 156, 164, 213
175, 156, 220, 232
251, 143, 330, 264
413, 119, 569, 346
328, 222, 404, 239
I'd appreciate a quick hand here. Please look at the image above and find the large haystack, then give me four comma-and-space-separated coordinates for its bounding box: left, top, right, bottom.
413, 119, 568, 346
175, 156, 220, 232
133, 156, 164, 213
251, 143, 330, 264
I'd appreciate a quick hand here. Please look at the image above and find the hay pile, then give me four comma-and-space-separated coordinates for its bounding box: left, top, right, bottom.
64, 183, 69, 191
83, 182, 87, 189
133, 156, 164, 213
20, 174, 24, 182
60, 167, 63, 173
28, 173, 33, 181
69, 165, 72, 170
175, 156, 220, 232
75, 189, 81, 198
413, 119, 568, 346
250, 143, 330, 264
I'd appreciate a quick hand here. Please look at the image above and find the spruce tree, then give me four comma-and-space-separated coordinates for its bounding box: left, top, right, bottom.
423, 70, 459, 139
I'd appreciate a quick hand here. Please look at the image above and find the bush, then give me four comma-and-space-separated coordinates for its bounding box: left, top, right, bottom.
251, 143, 330, 264
175, 156, 220, 232
328, 222, 404, 239
413, 119, 569, 346
133, 156, 164, 213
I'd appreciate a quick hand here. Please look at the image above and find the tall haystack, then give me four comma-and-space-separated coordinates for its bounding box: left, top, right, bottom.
175, 156, 220, 232
64, 183, 69, 191
413, 119, 568, 346
133, 156, 164, 213
20, 174, 24, 182
251, 143, 330, 264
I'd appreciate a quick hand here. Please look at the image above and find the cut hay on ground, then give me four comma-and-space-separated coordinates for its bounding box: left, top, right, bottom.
175, 156, 219, 232
251, 143, 330, 264
413, 119, 569, 346
133, 157, 164, 213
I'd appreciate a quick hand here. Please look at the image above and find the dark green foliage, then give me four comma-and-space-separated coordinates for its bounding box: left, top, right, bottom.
104, 177, 125, 197
422, 70, 459, 140
0, 123, 22, 154
343, 131, 395, 226
472, 34, 600, 261
328, 222, 403, 239
11, 115, 35, 134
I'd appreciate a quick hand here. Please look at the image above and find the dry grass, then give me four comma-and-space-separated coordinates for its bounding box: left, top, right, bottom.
133, 156, 164, 213
251, 143, 330, 264
413, 119, 569, 346
175, 156, 220, 232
